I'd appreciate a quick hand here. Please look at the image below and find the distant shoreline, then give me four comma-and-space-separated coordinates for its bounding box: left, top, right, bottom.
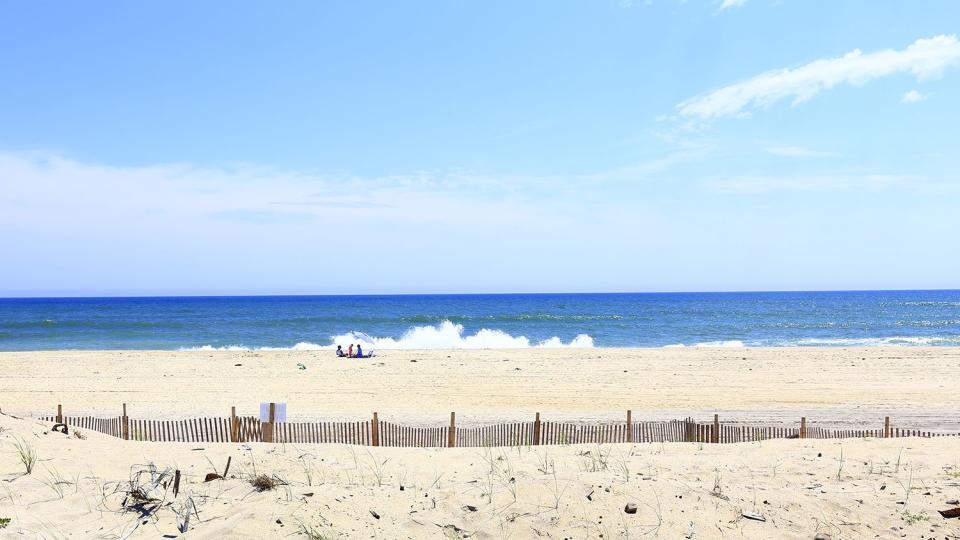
2, 344, 960, 353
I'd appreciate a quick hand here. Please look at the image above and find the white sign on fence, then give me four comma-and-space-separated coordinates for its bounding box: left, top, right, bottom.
259, 402, 287, 423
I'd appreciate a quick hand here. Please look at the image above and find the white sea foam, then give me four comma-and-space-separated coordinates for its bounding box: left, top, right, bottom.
188, 344, 252, 351
180, 320, 594, 351
662, 340, 745, 348
786, 336, 960, 346
694, 340, 745, 348
182, 342, 331, 351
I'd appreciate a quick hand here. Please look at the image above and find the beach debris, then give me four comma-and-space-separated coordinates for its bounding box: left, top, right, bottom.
173, 496, 198, 533
814, 533, 832, 540
437, 523, 467, 537
741, 512, 766, 522
939, 507, 960, 519
685, 521, 695, 538
203, 472, 222, 482
462, 505, 478, 512
122, 463, 175, 520
297, 363, 306, 370
173, 470, 181, 497
234, 363, 242, 366
946, 499, 959, 505
223, 456, 232, 477
51, 423, 68, 435
586, 489, 594, 501
624, 503, 638, 514
370, 510, 381, 520
249, 474, 280, 492
0, 518, 10, 529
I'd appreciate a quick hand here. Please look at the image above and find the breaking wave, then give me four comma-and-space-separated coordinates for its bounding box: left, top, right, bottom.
180, 320, 594, 351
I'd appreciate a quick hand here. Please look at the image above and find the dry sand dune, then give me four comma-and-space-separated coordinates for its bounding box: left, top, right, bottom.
2, 413, 960, 539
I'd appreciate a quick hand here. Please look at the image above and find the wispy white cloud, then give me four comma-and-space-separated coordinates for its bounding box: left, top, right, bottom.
705, 173, 922, 193
901, 89, 926, 103
678, 34, 960, 120
0, 152, 550, 233
763, 145, 838, 158
0, 151, 698, 244
720, 0, 747, 9
0, 151, 687, 294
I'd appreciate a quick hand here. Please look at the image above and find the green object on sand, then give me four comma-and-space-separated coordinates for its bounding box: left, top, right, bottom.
0, 518, 11, 528
297, 363, 306, 370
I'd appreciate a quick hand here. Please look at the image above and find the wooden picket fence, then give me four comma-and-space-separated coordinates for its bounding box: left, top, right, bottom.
40, 405, 960, 447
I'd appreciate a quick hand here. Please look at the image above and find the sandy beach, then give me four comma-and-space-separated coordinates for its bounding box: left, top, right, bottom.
1, 347, 958, 428
1, 348, 959, 538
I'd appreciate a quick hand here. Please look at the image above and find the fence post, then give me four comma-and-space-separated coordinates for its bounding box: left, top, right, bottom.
372, 412, 380, 446
56, 404, 63, 424
884, 416, 890, 438
448, 412, 456, 447
262, 402, 276, 443
122, 403, 130, 440
230, 406, 238, 442
800, 417, 807, 439
713, 414, 719, 444
626, 410, 633, 443
533, 412, 541, 445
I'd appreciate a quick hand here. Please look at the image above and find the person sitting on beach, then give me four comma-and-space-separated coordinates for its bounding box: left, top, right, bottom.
348, 344, 354, 358
356, 344, 364, 358
336, 345, 345, 357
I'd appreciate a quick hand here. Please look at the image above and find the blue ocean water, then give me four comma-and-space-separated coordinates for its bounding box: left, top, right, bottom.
1, 291, 959, 351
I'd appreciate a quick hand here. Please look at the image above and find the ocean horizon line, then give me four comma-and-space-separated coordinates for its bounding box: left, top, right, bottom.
2, 287, 959, 301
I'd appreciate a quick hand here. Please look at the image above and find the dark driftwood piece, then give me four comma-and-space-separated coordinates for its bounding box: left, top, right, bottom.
939, 508, 960, 519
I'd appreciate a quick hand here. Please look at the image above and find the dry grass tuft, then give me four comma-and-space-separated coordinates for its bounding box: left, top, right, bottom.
249, 474, 279, 492
12, 438, 38, 475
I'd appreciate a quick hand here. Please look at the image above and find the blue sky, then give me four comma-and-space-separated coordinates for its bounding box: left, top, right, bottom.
1, 1, 959, 296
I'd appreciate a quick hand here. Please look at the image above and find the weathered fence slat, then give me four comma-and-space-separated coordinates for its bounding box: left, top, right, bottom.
34, 409, 959, 448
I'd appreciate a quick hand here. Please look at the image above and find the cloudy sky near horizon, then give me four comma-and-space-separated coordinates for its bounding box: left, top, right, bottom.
2, 1, 959, 296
